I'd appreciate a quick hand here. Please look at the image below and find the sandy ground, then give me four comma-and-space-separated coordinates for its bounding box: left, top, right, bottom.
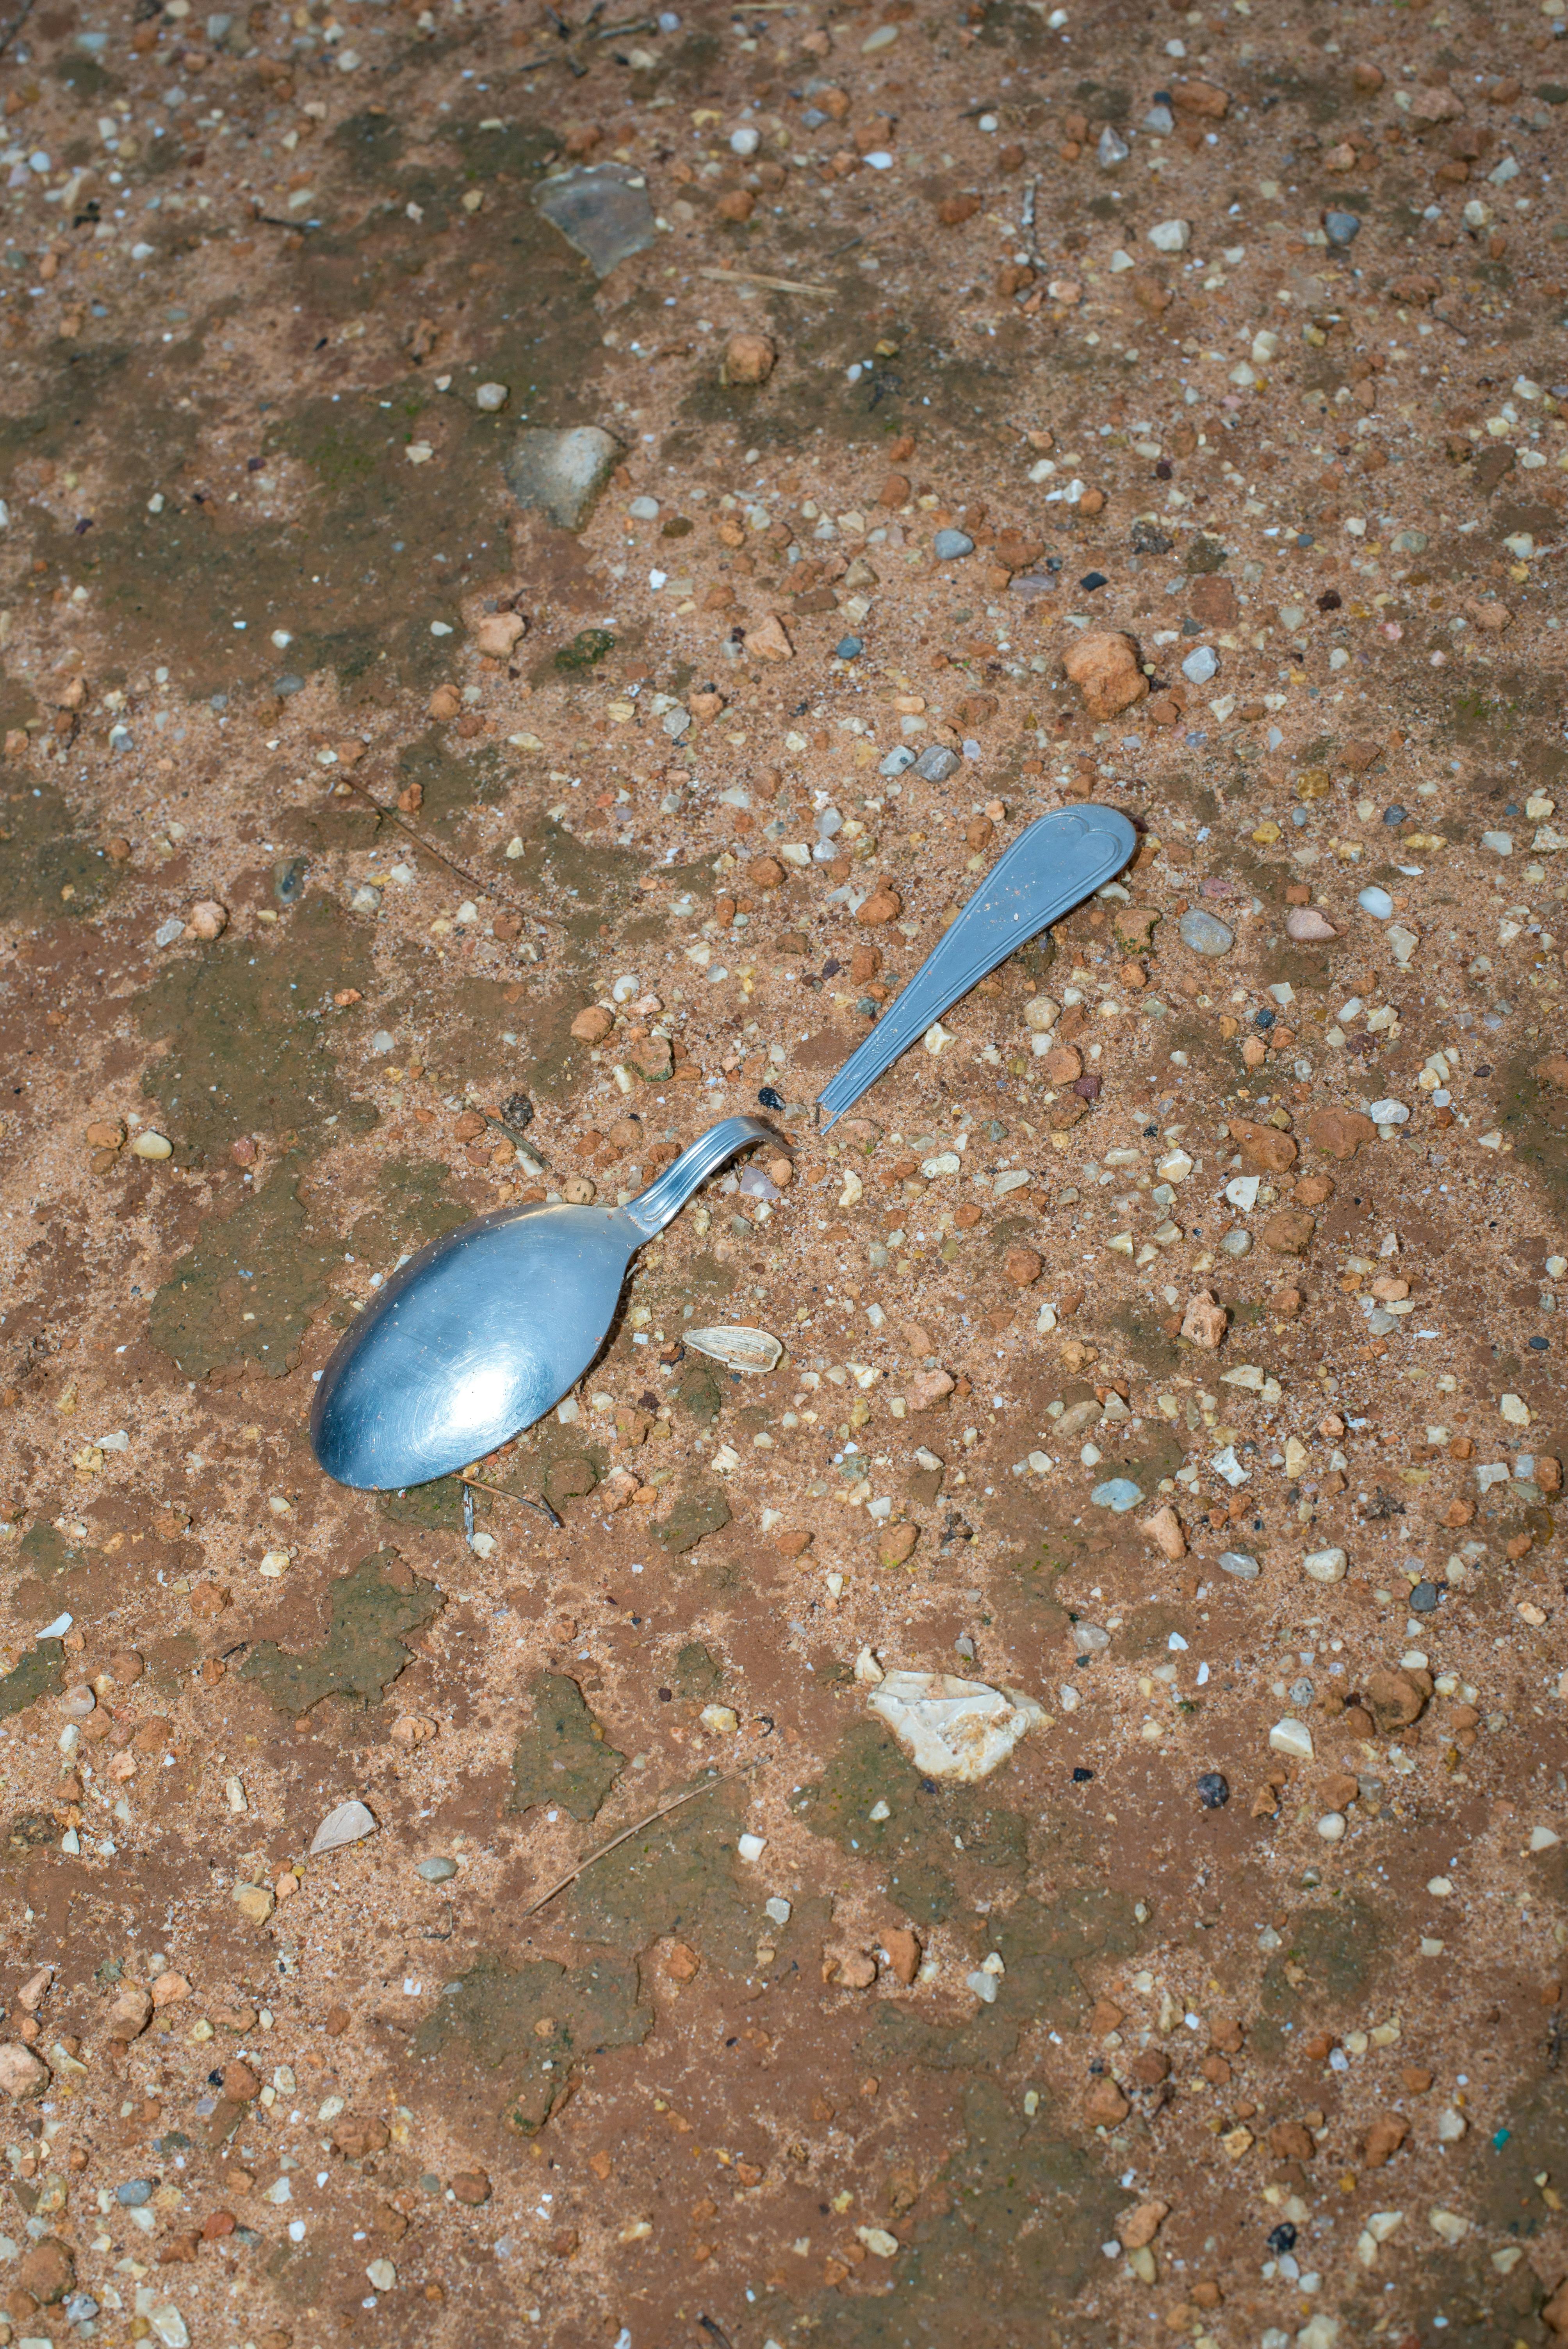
4, 0, 1568, 2343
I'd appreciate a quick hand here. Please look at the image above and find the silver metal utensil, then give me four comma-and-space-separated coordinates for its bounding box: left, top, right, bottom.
310, 1115, 773, 1491
817, 802, 1137, 1126
310, 804, 1135, 1492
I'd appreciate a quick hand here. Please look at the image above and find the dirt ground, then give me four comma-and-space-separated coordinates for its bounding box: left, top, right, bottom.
5, 0, 1568, 2342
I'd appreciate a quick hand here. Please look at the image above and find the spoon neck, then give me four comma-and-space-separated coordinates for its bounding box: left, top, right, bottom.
623, 1115, 776, 1238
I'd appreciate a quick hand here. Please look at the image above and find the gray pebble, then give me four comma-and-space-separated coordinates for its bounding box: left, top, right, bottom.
1090, 1477, 1143, 1513
1289, 1676, 1315, 1708
1181, 643, 1219, 686
417, 1855, 459, 1882
914, 745, 961, 783
274, 673, 306, 698
1143, 100, 1174, 134
1324, 210, 1361, 247
1098, 124, 1130, 167
116, 2179, 155, 2207
1409, 1580, 1441, 1614
880, 745, 916, 775
628, 495, 660, 520
933, 528, 975, 561
1178, 907, 1235, 957
835, 634, 864, 660
1217, 1550, 1260, 1580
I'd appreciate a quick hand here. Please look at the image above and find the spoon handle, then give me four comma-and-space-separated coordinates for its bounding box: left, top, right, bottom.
623, 1114, 777, 1239
816, 803, 1137, 1129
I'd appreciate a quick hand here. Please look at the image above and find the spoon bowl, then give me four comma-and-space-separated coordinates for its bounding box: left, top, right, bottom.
310, 1115, 774, 1490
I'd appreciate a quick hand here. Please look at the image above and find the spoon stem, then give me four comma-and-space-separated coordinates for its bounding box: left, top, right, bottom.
622, 1114, 777, 1239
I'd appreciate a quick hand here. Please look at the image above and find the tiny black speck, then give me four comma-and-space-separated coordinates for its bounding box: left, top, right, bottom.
1071, 1766, 1095, 1783
1317, 588, 1342, 613
1079, 570, 1108, 593
921, 1778, 939, 1795
1254, 1007, 1276, 1030
1267, 2222, 1298, 2256
658, 1687, 672, 1701
758, 1085, 785, 1110
1196, 1770, 1230, 1810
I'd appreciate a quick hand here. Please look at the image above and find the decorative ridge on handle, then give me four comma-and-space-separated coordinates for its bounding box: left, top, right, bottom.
622, 1115, 777, 1239
817, 805, 1137, 1128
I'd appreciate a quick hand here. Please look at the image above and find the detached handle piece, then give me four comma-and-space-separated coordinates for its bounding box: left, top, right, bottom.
817, 804, 1137, 1128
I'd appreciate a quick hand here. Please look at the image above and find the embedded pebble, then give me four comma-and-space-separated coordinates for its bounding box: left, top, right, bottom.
310, 1800, 379, 1855
1090, 1477, 1142, 1513
1179, 908, 1234, 956
1180, 644, 1219, 686
1358, 886, 1395, 920
1303, 1546, 1348, 1584
914, 745, 961, 783
933, 528, 975, 560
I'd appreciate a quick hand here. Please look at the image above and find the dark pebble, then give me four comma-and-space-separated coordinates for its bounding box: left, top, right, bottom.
836, 634, 864, 660
758, 1085, 786, 1110
1079, 570, 1108, 593
1071, 1766, 1095, 1783
1530, 1334, 1550, 1350
501, 1091, 535, 1130
1381, 805, 1408, 828
1267, 2222, 1298, 2255
273, 855, 309, 907
1196, 1771, 1230, 1809
1409, 1580, 1441, 1613
1254, 1007, 1276, 1030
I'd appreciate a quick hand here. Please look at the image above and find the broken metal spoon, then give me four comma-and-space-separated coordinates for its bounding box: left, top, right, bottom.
310, 1115, 774, 1491
310, 804, 1135, 1492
